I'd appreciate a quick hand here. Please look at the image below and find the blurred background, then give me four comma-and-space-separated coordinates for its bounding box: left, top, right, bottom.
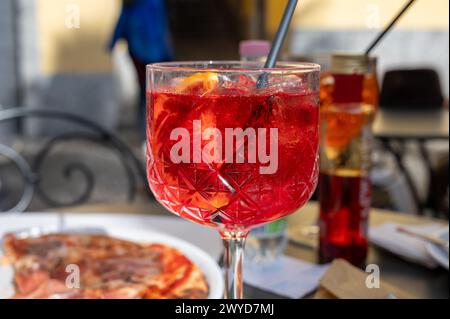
0, 0, 449, 218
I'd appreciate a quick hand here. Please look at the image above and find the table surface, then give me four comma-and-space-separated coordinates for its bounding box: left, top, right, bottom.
373, 109, 449, 139
58, 201, 449, 299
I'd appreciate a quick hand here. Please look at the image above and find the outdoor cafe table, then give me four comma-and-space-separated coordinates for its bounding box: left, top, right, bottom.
374, 108, 449, 139
57, 201, 449, 299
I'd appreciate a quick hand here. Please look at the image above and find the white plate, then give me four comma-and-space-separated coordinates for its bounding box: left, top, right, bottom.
0, 225, 223, 299
425, 229, 449, 270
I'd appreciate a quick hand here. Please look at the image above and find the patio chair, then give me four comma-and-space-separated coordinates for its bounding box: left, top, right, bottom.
0, 108, 152, 213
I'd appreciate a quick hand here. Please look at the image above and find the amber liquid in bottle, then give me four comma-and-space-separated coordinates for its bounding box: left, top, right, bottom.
318, 67, 378, 266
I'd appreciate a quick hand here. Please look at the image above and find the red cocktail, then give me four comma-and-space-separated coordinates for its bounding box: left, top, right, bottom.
146, 62, 320, 298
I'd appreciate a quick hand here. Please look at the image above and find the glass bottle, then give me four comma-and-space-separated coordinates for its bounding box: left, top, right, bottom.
318, 53, 379, 266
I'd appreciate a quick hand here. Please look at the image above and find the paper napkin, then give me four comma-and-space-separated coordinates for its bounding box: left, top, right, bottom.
244, 256, 329, 299
369, 223, 448, 268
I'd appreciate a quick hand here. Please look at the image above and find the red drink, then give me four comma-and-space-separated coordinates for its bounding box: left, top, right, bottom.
318, 172, 370, 265
147, 87, 319, 232
318, 54, 377, 266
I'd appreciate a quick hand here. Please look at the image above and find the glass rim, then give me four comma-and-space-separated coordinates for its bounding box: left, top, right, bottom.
147, 61, 321, 73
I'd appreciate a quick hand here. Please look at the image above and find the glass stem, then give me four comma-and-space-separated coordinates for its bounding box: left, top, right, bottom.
221, 231, 248, 299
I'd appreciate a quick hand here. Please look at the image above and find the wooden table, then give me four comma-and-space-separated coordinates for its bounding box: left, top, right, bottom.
60, 201, 449, 299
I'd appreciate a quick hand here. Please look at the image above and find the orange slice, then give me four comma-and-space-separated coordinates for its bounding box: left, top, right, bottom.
176, 72, 219, 95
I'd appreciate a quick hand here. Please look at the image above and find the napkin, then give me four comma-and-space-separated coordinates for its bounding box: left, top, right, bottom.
244, 256, 329, 299
315, 259, 416, 299
369, 222, 447, 268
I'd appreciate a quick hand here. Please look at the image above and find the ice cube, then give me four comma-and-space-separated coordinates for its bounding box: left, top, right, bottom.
265, 74, 308, 94
170, 77, 185, 88
219, 74, 257, 95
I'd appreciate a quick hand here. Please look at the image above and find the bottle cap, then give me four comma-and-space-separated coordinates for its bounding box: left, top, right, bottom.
331, 53, 371, 74
239, 40, 271, 58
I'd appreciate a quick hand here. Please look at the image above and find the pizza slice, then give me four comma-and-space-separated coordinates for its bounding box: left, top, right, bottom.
2, 233, 209, 299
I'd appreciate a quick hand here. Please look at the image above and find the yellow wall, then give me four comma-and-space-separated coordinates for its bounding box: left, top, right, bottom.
36, 0, 449, 73
239, 0, 254, 21
267, 0, 449, 35
37, 0, 121, 74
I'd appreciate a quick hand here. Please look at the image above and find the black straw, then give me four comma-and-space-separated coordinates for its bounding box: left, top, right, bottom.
257, 0, 298, 88
365, 0, 417, 55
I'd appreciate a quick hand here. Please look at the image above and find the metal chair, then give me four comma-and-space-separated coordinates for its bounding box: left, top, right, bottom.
0, 108, 152, 213
376, 68, 448, 217
376, 136, 449, 218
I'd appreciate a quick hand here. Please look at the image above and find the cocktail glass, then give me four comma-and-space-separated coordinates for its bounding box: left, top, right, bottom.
146, 61, 320, 299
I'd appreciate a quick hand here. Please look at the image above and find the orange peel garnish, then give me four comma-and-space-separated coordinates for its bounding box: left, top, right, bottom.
176, 72, 219, 95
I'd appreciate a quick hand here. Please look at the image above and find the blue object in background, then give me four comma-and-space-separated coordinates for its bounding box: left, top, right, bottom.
109, 0, 173, 141
109, 0, 174, 63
